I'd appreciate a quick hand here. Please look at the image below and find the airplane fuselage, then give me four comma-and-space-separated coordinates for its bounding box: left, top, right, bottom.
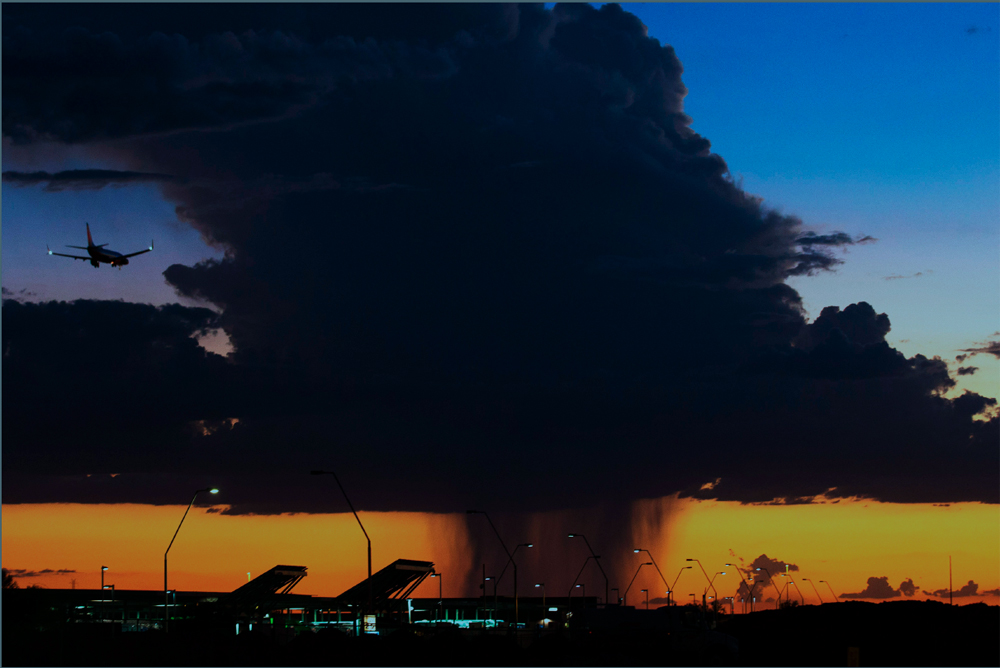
86, 247, 129, 267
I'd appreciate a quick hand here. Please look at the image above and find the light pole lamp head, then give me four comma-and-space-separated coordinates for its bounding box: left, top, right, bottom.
430, 573, 439, 578
684, 566, 692, 570
535, 583, 543, 588
686, 558, 695, 562
521, 543, 533, 548
568, 533, 577, 538
102, 566, 108, 571
645, 562, 653, 566
640, 589, 647, 593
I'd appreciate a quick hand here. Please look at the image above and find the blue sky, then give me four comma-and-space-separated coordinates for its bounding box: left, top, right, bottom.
622, 2, 999, 399
3, 3, 997, 397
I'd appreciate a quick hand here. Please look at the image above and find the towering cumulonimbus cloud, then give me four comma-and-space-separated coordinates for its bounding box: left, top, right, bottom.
2, 4, 996, 514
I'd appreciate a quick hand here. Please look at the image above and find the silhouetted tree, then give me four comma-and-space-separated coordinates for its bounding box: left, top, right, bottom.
3, 568, 19, 589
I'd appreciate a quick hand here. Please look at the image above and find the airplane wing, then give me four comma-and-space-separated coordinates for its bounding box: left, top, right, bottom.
47, 247, 91, 261
120, 241, 154, 259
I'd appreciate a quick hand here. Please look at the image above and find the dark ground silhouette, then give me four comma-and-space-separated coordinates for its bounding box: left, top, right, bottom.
3, 600, 997, 666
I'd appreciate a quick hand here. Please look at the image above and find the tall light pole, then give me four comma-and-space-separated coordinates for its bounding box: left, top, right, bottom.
634, 549, 670, 598
640, 589, 649, 610
755, 567, 782, 609
781, 573, 804, 605
801, 578, 823, 604
430, 572, 442, 620
568, 555, 599, 597
670, 566, 692, 606
725, 563, 751, 614
704, 571, 725, 605
485, 576, 498, 621
686, 558, 712, 608
624, 563, 652, 606
313, 470, 372, 624
819, 580, 840, 603
575, 582, 585, 607
101, 566, 108, 621
497, 542, 533, 623
569, 534, 609, 606
164, 487, 217, 633
535, 583, 545, 616
467, 511, 519, 626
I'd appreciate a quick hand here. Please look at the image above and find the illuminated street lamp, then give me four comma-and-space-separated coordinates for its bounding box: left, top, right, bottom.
755, 567, 782, 609
484, 576, 498, 620
624, 562, 652, 606
468, 511, 521, 625
101, 566, 109, 621
430, 572, 443, 620
819, 580, 840, 603
535, 583, 545, 612
569, 534, 609, 606
567, 554, 599, 598
575, 582, 585, 606
801, 577, 824, 604
164, 487, 218, 633
497, 542, 533, 622
725, 563, 751, 613
634, 549, 670, 598
670, 566, 692, 606
781, 573, 805, 605
686, 558, 713, 608
313, 471, 372, 622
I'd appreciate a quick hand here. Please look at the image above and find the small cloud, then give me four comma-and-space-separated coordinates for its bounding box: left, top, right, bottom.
956, 366, 978, 376
959, 339, 1000, 360
898, 578, 918, 597
966, 26, 978, 35
884, 270, 931, 281
842, 576, 901, 599
700, 477, 721, 491
925, 580, 984, 598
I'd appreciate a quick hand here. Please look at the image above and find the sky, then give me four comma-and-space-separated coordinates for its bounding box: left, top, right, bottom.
2, 3, 998, 601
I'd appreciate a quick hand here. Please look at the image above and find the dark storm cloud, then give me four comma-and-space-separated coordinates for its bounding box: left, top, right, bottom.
796, 232, 876, 247
2, 169, 176, 191
3, 4, 997, 512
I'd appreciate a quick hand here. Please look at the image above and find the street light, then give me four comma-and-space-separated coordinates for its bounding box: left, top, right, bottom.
468, 511, 520, 625
725, 563, 751, 614
569, 534, 609, 606
430, 572, 443, 620
704, 572, 725, 607
634, 549, 670, 599
640, 589, 649, 610
801, 578, 823, 604
755, 567, 782, 609
496, 542, 533, 622
624, 562, 652, 606
575, 582, 585, 606
686, 558, 713, 608
670, 566, 692, 606
818, 580, 840, 603
164, 487, 218, 633
781, 573, 805, 605
484, 576, 498, 621
568, 555, 600, 598
312, 471, 372, 622
535, 583, 545, 613
101, 566, 108, 621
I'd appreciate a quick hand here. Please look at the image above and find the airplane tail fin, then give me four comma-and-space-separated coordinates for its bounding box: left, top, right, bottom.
86, 223, 94, 247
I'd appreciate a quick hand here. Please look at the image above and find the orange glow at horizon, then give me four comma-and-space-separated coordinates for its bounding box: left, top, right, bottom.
3, 498, 997, 606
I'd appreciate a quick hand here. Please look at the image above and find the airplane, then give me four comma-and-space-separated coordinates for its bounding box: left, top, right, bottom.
47, 223, 153, 269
